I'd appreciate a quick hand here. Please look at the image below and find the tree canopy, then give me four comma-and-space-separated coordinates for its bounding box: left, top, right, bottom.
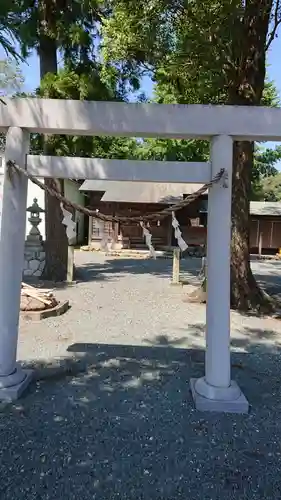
259, 171, 281, 201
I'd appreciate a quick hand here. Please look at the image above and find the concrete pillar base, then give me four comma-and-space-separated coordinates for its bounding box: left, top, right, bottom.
170, 281, 183, 287
190, 378, 249, 414
0, 367, 33, 402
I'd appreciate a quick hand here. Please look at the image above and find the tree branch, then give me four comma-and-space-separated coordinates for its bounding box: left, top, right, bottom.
266, 0, 281, 51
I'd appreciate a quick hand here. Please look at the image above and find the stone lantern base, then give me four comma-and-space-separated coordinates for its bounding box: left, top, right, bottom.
23, 244, 46, 278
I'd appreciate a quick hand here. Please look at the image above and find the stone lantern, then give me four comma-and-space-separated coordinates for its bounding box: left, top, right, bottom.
26, 198, 44, 245
23, 198, 46, 278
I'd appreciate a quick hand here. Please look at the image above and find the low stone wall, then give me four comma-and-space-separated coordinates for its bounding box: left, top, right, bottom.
23, 246, 45, 278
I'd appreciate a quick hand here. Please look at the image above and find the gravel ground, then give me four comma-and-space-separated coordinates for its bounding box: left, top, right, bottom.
1, 252, 281, 499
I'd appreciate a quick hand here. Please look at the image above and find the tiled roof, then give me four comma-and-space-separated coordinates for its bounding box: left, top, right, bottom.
80, 180, 281, 216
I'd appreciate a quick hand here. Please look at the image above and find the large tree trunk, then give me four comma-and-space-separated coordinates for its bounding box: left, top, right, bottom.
228, 0, 273, 312
39, 5, 68, 281
230, 141, 272, 312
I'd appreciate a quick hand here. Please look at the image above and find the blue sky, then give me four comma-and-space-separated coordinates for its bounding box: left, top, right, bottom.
1, 34, 281, 165
263, 35, 281, 157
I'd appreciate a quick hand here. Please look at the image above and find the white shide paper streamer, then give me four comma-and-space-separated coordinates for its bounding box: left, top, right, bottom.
171, 211, 188, 252
98, 221, 109, 252
140, 222, 156, 259
94, 210, 109, 252
60, 203, 77, 243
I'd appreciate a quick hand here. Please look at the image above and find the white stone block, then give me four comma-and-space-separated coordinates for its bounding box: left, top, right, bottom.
33, 270, 42, 277
24, 251, 34, 259
25, 244, 43, 255
23, 269, 33, 276
29, 259, 39, 272
39, 252, 45, 261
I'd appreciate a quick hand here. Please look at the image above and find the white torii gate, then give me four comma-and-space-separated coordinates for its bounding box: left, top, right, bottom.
1, 99, 279, 412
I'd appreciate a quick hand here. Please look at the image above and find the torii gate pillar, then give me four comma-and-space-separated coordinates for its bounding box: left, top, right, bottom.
0, 127, 33, 400
190, 135, 249, 413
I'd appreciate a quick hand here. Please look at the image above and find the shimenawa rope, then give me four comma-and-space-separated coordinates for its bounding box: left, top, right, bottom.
6, 160, 226, 225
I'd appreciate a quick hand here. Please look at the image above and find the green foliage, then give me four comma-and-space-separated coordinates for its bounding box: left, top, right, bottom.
38, 66, 117, 101
133, 138, 281, 197
0, 59, 24, 96
16, 0, 105, 63
259, 173, 281, 201
101, 1, 242, 100
262, 79, 280, 107
0, 1, 24, 61
0, 1, 25, 103
252, 145, 281, 199
0, 59, 25, 148
102, 1, 280, 104
133, 79, 280, 184
253, 145, 281, 201
254, 145, 281, 177
138, 139, 209, 162
101, 0, 281, 205
33, 67, 139, 159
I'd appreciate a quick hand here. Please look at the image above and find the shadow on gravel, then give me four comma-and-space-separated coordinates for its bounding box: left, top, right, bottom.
184, 323, 281, 353
1, 337, 281, 499
75, 257, 200, 284
74, 257, 281, 301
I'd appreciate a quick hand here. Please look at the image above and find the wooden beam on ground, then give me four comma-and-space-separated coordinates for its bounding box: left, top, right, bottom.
26, 156, 212, 184
0, 98, 281, 140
